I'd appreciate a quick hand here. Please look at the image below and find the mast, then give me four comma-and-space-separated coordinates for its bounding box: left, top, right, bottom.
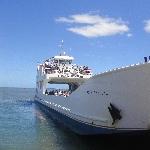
58, 40, 66, 55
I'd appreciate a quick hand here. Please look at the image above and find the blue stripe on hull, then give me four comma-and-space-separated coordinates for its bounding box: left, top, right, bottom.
35, 100, 148, 135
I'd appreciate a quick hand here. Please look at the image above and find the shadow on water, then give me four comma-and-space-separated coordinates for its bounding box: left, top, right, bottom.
77, 134, 150, 150
34, 104, 150, 150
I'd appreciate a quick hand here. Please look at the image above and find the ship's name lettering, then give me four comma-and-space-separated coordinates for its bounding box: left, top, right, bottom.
86, 90, 109, 96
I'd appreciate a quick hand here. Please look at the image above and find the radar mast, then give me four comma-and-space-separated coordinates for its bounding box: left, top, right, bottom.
58, 40, 66, 56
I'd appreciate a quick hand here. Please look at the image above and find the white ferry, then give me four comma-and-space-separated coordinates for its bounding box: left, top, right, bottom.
35, 51, 150, 135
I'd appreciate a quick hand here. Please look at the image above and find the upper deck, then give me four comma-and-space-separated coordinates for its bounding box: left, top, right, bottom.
36, 52, 92, 84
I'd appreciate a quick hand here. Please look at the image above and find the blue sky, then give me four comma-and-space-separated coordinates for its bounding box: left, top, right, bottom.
0, 0, 150, 87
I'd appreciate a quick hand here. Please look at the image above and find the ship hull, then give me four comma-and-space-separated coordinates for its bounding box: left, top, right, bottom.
35, 99, 148, 135
35, 62, 150, 135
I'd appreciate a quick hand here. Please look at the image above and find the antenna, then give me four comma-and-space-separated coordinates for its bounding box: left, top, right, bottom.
58, 40, 66, 55
58, 40, 64, 51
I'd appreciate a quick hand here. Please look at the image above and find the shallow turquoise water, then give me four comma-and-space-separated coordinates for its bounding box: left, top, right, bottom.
0, 87, 149, 150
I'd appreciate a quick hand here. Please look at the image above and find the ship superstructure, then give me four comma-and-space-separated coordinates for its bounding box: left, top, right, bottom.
36, 52, 92, 97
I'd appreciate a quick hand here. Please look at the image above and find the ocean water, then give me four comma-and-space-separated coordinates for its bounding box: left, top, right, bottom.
0, 87, 149, 150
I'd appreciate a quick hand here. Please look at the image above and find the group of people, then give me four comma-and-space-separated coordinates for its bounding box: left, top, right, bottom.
45, 89, 70, 97
44, 62, 59, 74
44, 60, 91, 77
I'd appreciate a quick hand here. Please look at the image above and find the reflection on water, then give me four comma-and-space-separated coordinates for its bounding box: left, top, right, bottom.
0, 88, 149, 150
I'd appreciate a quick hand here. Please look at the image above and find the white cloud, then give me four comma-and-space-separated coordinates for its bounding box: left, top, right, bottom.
56, 13, 130, 38
144, 20, 150, 33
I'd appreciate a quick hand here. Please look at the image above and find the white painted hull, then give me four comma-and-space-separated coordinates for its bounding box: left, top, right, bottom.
35, 62, 150, 135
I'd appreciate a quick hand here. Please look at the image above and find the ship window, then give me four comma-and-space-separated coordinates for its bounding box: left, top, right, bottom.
59, 60, 71, 65
66, 61, 68, 64
54, 60, 58, 63
59, 60, 65, 64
